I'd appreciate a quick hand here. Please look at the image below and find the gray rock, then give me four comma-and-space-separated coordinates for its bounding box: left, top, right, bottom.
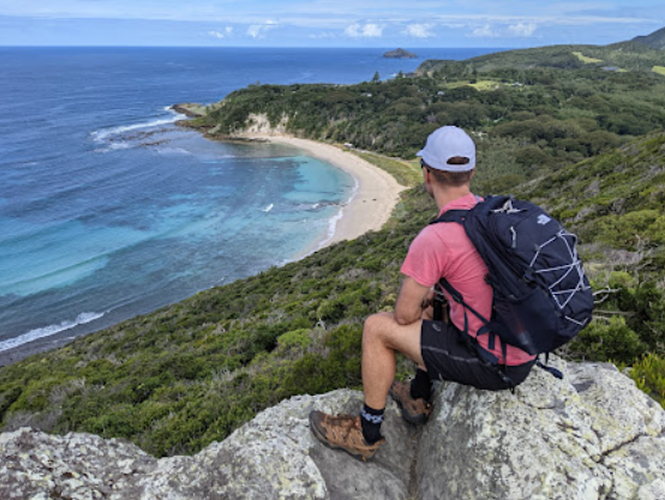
1, 359, 664, 499
417, 358, 665, 500
0, 428, 157, 499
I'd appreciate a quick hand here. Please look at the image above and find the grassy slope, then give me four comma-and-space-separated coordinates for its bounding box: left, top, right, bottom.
418, 42, 665, 73
516, 133, 665, 368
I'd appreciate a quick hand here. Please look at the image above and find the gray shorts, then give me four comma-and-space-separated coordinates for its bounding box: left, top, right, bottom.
421, 320, 534, 390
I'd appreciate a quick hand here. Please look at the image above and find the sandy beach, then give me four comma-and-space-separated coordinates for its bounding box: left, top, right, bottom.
240, 135, 408, 254
180, 109, 409, 251
0, 134, 408, 368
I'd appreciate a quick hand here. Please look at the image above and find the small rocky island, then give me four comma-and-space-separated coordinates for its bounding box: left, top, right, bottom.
383, 48, 417, 59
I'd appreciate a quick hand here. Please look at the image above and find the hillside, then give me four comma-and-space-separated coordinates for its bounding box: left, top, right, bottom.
417, 26, 665, 75
516, 133, 665, 366
631, 26, 665, 50
2, 40, 665, 458
185, 38, 665, 196
522, 132, 665, 252
418, 41, 665, 74
2, 130, 664, 457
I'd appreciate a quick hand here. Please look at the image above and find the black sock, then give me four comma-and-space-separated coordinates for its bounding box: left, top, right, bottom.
360, 403, 384, 444
410, 368, 432, 401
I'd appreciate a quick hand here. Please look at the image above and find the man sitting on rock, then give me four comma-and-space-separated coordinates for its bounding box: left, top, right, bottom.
309, 126, 536, 460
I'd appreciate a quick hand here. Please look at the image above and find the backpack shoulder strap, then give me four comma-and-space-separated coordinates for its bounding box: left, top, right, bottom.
438, 278, 491, 335
438, 277, 501, 366
430, 209, 468, 225
431, 202, 505, 363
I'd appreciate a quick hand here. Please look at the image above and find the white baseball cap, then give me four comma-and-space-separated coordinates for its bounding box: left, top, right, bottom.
416, 126, 476, 172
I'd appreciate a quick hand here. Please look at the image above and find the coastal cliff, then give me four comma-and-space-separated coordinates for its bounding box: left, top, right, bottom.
177, 109, 290, 141
2, 358, 664, 499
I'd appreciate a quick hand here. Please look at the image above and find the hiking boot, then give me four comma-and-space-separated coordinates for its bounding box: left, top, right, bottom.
309, 410, 385, 460
389, 381, 432, 425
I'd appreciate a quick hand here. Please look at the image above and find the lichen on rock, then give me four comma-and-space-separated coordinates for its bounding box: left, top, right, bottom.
1, 358, 664, 499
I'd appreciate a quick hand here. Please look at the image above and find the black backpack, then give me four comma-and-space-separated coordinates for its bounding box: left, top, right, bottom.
432, 195, 594, 378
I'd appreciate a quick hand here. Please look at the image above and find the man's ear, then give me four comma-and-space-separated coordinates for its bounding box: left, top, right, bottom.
424, 167, 433, 181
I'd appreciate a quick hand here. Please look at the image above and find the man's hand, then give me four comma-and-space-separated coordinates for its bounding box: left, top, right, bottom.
420, 288, 436, 321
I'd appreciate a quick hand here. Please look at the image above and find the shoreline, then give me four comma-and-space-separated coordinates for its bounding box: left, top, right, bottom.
254, 135, 407, 256
177, 108, 408, 252
0, 132, 408, 368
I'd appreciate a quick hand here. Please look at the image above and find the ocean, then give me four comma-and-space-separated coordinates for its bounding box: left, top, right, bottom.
0, 46, 499, 362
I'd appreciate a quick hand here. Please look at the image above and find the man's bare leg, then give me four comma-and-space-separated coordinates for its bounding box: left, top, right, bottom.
308, 311, 426, 459
362, 311, 425, 409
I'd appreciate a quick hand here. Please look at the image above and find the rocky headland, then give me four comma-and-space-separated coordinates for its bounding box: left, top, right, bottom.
170, 103, 207, 118
1, 357, 664, 499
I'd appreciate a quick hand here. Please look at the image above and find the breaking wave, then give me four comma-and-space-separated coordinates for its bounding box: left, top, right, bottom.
0, 311, 106, 353
91, 115, 180, 143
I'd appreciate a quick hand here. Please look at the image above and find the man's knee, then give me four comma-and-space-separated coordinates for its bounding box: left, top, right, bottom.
363, 313, 381, 343
363, 312, 393, 338
364, 312, 424, 365
362, 313, 394, 350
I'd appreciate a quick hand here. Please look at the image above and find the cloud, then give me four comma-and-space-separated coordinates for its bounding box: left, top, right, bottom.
404, 23, 434, 38
344, 23, 383, 38
467, 20, 540, 39
308, 32, 337, 39
247, 19, 277, 39
208, 26, 233, 39
508, 22, 536, 37
469, 24, 500, 38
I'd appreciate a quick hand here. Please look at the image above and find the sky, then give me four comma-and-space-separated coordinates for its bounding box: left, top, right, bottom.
0, 1, 664, 48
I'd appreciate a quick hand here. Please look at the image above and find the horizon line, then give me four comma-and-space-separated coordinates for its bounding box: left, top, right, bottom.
0, 44, 516, 49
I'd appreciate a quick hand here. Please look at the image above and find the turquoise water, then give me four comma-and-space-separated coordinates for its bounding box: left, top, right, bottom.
0, 46, 499, 358
0, 130, 353, 354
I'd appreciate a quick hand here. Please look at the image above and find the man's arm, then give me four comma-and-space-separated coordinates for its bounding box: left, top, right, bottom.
394, 277, 433, 326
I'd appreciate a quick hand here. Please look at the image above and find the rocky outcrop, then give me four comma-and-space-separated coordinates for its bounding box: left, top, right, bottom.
230, 112, 290, 137
1, 358, 664, 499
179, 112, 291, 142
418, 360, 665, 499
170, 103, 207, 118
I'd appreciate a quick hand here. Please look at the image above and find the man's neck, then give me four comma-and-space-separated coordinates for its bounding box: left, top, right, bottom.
433, 185, 472, 211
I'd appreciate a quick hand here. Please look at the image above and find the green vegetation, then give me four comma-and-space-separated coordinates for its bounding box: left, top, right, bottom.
0, 184, 432, 457
631, 26, 665, 50
421, 42, 665, 73
185, 40, 665, 195
352, 151, 421, 187
653, 66, 665, 76
2, 37, 665, 458
630, 353, 665, 407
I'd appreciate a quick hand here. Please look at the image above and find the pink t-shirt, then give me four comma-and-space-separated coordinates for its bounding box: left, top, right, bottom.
401, 193, 535, 366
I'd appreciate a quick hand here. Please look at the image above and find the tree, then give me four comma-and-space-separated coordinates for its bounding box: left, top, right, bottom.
372, 71, 380, 83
